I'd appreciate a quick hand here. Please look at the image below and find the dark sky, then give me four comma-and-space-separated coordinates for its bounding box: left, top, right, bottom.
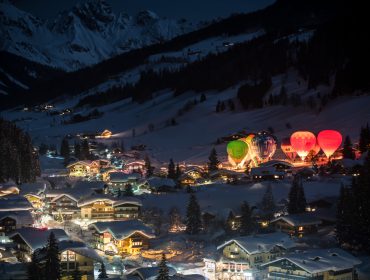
12, 0, 275, 21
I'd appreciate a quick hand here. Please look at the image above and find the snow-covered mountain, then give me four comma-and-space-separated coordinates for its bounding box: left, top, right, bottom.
0, 0, 195, 71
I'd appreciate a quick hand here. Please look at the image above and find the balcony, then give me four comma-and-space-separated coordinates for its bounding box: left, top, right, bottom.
268, 271, 322, 280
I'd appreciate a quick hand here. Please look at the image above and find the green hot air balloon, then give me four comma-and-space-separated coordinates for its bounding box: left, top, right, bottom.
227, 140, 249, 164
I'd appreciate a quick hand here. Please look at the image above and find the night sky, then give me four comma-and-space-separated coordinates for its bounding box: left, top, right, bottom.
12, 0, 275, 21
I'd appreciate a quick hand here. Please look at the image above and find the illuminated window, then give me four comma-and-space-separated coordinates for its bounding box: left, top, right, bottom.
298, 226, 304, 231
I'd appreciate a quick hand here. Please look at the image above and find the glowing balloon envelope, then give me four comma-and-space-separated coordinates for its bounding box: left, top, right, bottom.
290, 131, 316, 160
250, 131, 277, 161
227, 140, 249, 164
281, 137, 297, 161
317, 130, 342, 158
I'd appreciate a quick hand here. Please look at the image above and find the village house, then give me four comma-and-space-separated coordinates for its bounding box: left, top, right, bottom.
108, 172, 141, 193
50, 194, 80, 220
89, 220, 155, 256
262, 248, 361, 280
67, 160, 94, 177
250, 166, 285, 181
78, 195, 142, 220
270, 213, 322, 237
0, 211, 33, 233
9, 228, 69, 262
205, 232, 297, 280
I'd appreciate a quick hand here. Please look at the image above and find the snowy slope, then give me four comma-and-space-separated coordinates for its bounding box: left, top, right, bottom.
0, 0, 195, 71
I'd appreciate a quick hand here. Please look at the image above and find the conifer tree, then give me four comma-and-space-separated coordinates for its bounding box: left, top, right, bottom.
28, 251, 42, 280
169, 207, 182, 232
81, 139, 90, 160
156, 253, 170, 280
240, 201, 254, 235
288, 175, 307, 214
98, 263, 108, 279
60, 137, 70, 165
144, 154, 153, 177
225, 210, 236, 233
175, 163, 181, 180
260, 183, 276, 219
359, 123, 370, 154
185, 194, 202, 235
208, 148, 220, 172
343, 135, 355, 159
167, 159, 176, 179
74, 142, 81, 159
123, 183, 134, 196
336, 184, 355, 246
200, 93, 206, 102
45, 232, 60, 280
39, 143, 48, 155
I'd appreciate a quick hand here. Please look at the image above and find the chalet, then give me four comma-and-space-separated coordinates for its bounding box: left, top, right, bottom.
78, 195, 142, 220
23, 193, 43, 209
0, 211, 33, 233
108, 172, 141, 192
50, 194, 79, 220
259, 160, 293, 173
270, 213, 322, 237
124, 160, 146, 173
9, 228, 69, 262
0, 247, 17, 263
209, 233, 296, 279
0, 194, 33, 211
250, 167, 284, 181
127, 266, 176, 280
37, 240, 102, 280
90, 220, 155, 256
67, 161, 93, 177
146, 177, 176, 192
263, 248, 361, 280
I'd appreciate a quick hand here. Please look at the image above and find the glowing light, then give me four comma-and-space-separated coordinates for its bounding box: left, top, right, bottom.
227, 140, 249, 166
317, 130, 342, 158
290, 131, 316, 160
250, 131, 277, 161
280, 137, 297, 161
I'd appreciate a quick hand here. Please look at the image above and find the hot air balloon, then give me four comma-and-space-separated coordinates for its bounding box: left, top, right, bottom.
290, 131, 316, 160
227, 140, 249, 165
310, 144, 321, 156
317, 130, 342, 158
281, 137, 297, 161
250, 131, 277, 161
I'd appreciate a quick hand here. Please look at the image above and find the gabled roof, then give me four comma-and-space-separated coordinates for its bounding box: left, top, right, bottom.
0, 194, 33, 211
271, 213, 322, 226
109, 172, 140, 182
58, 240, 102, 262
113, 197, 142, 207
147, 177, 176, 188
90, 220, 155, 240
129, 266, 176, 279
263, 248, 361, 274
9, 228, 69, 251
66, 160, 92, 168
46, 181, 102, 201
217, 232, 296, 254
77, 194, 115, 207
51, 193, 79, 203
0, 210, 33, 226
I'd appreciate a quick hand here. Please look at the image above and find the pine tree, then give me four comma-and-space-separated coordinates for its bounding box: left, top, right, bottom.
167, 159, 176, 179
288, 175, 307, 214
225, 210, 236, 233
45, 232, 60, 280
343, 136, 355, 159
28, 251, 42, 280
98, 263, 108, 279
169, 207, 182, 232
208, 148, 220, 172
220, 101, 226, 111
144, 155, 153, 177
260, 183, 276, 219
336, 184, 355, 246
74, 142, 81, 159
185, 194, 202, 235
240, 201, 254, 235
81, 139, 90, 160
175, 163, 181, 180
123, 183, 134, 196
156, 253, 170, 280
39, 143, 48, 155
60, 137, 70, 165
359, 123, 370, 154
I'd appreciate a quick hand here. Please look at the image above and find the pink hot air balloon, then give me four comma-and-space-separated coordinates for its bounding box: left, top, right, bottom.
290, 131, 316, 160
317, 130, 342, 158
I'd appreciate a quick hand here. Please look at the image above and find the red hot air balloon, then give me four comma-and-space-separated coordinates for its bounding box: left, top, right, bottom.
290, 131, 316, 160
317, 130, 342, 158
281, 137, 297, 161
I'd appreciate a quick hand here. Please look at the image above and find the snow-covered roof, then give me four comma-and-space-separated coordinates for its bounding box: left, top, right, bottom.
147, 177, 176, 188
129, 266, 176, 280
77, 194, 115, 207
51, 193, 79, 203
113, 197, 142, 207
0, 194, 33, 211
46, 181, 104, 201
90, 220, 155, 240
263, 248, 361, 274
217, 232, 296, 254
259, 160, 293, 168
0, 210, 33, 226
271, 213, 322, 226
66, 160, 92, 168
109, 172, 140, 182
250, 167, 285, 176
9, 228, 69, 251
58, 240, 102, 262
0, 185, 19, 196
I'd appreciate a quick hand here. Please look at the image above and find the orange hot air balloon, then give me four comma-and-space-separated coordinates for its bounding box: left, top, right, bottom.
290, 131, 316, 160
281, 137, 297, 161
310, 144, 321, 156
317, 130, 342, 158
